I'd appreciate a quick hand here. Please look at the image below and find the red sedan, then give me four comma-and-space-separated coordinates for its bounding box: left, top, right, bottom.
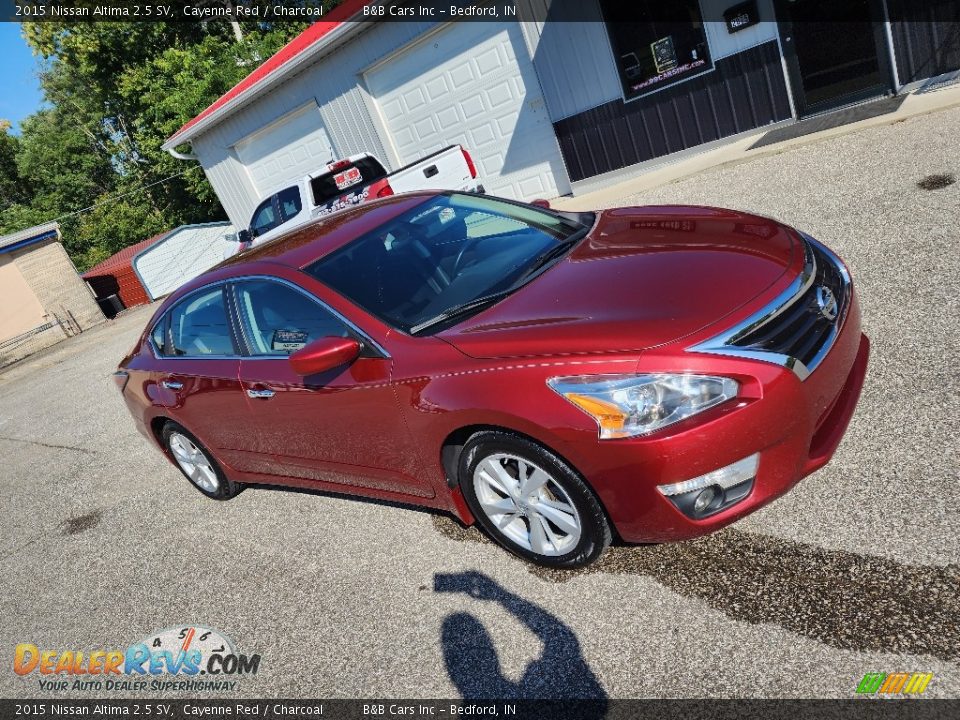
115, 192, 869, 568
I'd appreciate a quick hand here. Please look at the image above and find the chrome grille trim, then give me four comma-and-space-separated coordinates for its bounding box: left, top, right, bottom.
687, 232, 851, 381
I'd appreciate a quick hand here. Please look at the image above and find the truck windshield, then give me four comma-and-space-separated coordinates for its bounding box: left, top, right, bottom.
304, 193, 592, 335
310, 157, 388, 206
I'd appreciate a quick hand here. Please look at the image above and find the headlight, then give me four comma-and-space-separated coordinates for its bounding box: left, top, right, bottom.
547, 374, 739, 439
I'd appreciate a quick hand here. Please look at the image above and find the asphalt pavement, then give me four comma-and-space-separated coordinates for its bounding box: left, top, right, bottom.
1, 106, 958, 700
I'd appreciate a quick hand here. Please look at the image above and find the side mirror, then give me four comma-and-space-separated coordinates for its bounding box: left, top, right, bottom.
531, 199, 551, 209
236, 229, 252, 244
289, 337, 361, 376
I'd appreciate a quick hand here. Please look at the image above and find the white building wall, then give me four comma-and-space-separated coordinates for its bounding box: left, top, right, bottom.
191, 21, 444, 228
190, 0, 783, 226
517, 0, 622, 121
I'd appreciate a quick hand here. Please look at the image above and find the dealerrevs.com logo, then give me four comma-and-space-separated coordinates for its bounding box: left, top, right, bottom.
14, 626, 260, 692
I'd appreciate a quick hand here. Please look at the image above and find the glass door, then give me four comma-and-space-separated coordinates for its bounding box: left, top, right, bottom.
776, 0, 892, 116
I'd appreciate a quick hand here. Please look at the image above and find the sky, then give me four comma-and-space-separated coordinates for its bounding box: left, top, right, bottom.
0, 24, 45, 133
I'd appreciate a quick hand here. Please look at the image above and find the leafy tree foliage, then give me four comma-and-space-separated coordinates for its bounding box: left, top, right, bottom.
0, 122, 30, 209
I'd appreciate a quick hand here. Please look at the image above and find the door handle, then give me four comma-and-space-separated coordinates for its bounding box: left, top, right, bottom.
161, 379, 184, 391
423, 164, 439, 178
246, 388, 275, 399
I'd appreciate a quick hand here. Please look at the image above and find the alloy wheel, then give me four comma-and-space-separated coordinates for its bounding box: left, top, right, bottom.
168, 432, 220, 493
472, 452, 582, 556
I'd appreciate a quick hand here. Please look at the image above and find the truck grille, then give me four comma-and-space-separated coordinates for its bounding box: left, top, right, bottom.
688, 234, 851, 381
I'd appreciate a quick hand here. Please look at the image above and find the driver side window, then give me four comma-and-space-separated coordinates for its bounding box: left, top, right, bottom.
234, 280, 350, 356
250, 197, 278, 237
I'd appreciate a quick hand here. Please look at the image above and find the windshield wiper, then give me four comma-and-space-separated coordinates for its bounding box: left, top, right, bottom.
410, 230, 587, 335
409, 290, 515, 335
519, 238, 579, 281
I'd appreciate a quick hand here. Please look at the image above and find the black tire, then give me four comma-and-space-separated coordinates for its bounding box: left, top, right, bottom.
459, 430, 611, 568
161, 421, 241, 501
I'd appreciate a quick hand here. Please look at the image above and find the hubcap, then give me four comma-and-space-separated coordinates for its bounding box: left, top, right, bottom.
473, 453, 581, 557
169, 433, 219, 493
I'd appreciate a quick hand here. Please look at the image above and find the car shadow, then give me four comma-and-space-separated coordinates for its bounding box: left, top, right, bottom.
432, 517, 960, 662
434, 570, 608, 705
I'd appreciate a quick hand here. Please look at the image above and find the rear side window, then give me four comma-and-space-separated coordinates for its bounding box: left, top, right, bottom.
151, 320, 166, 354
164, 288, 236, 357
277, 186, 302, 222
234, 280, 350, 356
310, 157, 387, 206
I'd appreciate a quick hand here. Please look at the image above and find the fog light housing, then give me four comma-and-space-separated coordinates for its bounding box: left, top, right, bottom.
693, 486, 718, 514
658, 453, 759, 519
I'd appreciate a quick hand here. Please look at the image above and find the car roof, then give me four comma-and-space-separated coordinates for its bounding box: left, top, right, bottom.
223, 191, 437, 271
164, 192, 438, 304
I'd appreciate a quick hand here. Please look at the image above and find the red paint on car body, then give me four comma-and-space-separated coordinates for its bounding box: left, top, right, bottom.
117, 193, 868, 545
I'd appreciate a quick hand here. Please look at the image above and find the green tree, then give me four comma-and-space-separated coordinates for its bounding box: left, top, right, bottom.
15, 109, 115, 217
117, 28, 309, 225
5, 14, 319, 267
0, 121, 30, 210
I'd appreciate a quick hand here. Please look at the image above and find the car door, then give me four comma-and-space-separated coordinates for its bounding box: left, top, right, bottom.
151, 285, 259, 473
231, 277, 434, 498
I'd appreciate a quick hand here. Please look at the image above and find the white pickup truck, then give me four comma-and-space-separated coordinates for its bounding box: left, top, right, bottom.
228, 145, 484, 257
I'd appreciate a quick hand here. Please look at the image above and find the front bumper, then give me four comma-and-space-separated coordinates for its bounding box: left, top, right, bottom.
563, 294, 869, 544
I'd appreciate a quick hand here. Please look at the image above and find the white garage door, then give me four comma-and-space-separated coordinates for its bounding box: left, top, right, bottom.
234, 103, 335, 196
365, 22, 570, 200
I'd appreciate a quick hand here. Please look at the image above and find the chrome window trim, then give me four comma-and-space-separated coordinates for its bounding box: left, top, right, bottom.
147, 275, 390, 360
686, 233, 851, 382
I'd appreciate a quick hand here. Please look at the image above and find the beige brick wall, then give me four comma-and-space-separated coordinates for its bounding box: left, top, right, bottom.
11, 239, 105, 332
0, 255, 47, 341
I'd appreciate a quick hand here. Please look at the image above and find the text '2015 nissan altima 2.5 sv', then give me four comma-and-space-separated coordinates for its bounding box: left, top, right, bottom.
115, 192, 869, 568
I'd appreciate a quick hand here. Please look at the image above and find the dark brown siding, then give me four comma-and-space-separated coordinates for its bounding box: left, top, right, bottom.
553, 40, 792, 183
888, 0, 960, 84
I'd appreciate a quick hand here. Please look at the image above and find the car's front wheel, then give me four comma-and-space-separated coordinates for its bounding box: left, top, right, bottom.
161, 422, 241, 501
459, 431, 611, 568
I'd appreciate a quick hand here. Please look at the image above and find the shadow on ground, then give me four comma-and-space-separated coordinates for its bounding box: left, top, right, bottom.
434, 570, 608, 703
433, 516, 959, 661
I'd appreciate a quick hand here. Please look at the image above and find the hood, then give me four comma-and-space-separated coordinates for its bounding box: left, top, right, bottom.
438, 206, 801, 359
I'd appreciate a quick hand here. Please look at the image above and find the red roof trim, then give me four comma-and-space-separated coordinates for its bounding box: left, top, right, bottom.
81, 231, 171, 277
166, 0, 371, 147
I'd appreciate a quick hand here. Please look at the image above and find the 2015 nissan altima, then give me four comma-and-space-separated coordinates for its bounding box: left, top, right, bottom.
115, 191, 869, 567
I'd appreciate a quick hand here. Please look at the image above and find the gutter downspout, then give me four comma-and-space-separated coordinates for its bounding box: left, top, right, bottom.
167, 145, 199, 161
881, 0, 903, 94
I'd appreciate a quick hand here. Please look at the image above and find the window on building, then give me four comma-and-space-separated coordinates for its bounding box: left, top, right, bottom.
600, 0, 713, 101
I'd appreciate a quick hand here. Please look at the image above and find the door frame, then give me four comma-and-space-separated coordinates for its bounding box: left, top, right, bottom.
775, 0, 896, 117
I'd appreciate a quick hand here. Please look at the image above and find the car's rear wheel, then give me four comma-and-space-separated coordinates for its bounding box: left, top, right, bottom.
161, 422, 241, 501
458, 430, 611, 568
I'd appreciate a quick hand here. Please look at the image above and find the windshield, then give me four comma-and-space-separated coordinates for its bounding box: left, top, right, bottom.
305, 193, 592, 334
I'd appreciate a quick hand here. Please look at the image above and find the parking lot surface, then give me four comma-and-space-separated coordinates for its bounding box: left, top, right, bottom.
2, 107, 958, 699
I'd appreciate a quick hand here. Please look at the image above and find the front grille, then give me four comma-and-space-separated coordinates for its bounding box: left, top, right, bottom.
730, 241, 849, 370
687, 234, 851, 381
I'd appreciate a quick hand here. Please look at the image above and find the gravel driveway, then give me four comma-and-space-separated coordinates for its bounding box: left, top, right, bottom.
1, 107, 958, 701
